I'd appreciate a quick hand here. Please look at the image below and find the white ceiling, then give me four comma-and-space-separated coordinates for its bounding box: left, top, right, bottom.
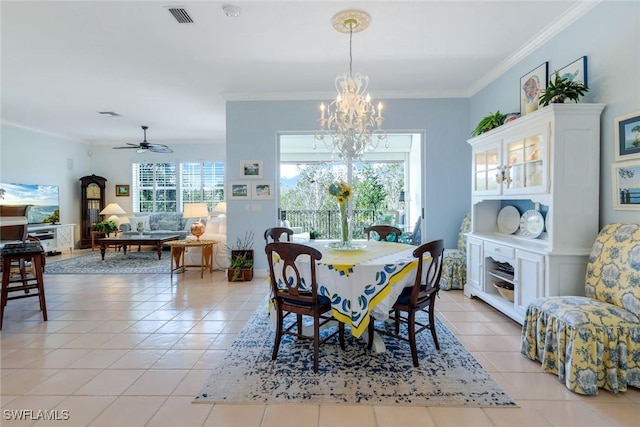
1, 1, 594, 145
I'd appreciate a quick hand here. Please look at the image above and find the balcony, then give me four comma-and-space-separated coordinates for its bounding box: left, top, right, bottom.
281, 209, 411, 241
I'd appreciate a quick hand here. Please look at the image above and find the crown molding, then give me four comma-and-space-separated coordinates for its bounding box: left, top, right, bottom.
467, 0, 601, 96
1, 119, 86, 143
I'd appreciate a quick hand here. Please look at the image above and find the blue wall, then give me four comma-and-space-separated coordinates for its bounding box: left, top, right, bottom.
226, 98, 470, 270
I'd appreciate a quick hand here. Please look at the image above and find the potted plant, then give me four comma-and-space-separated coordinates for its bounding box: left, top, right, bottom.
309, 230, 322, 240
227, 231, 255, 281
94, 220, 118, 237
538, 71, 589, 106
471, 110, 506, 137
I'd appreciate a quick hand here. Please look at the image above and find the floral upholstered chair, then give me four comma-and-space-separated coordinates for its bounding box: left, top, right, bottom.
439, 212, 471, 290
521, 223, 640, 395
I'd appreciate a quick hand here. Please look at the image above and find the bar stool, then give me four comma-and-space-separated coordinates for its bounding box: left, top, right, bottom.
1, 241, 47, 330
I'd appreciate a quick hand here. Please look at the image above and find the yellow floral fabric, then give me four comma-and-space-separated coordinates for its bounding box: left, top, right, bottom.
440, 212, 471, 291
521, 223, 640, 395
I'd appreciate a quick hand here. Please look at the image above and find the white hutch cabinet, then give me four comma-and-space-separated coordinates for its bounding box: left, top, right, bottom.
464, 104, 605, 324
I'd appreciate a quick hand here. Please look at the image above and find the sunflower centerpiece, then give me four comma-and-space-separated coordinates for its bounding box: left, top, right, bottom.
328, 180, 353, 248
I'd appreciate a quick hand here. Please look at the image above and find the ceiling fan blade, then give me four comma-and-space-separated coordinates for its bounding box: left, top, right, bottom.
148, 144, 173, 153
113, 145, 139, 150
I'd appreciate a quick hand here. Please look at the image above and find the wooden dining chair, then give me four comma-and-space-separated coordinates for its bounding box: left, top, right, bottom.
367, 239, 445, 367
364, 225, 402, 243
265, 242, 345, 373
264, 227, 294, 243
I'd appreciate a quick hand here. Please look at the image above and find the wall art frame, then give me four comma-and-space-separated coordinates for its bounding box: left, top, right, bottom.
611, 160, 640, 210
520, 62, 548, 115
240, 160, 263, 179
228, 181, 251, 200
614, 110, 640, 161
115, 184, 129, 197
251, 181, 274, 200
556, 55, 588, 87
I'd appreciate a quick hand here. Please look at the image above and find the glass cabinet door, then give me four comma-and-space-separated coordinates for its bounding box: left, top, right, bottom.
473, 144, 501, 194
504, 131, 546, 194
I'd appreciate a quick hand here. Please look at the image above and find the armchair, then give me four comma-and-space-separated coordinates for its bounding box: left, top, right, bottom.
439, 212, 471, 290
521, 223, 640, 395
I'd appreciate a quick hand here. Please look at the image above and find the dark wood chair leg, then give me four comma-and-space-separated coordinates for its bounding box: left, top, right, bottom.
339, 321, 345, 350
367, 316, 375, 350
428, 306, 439, 350
313, 313, 320, 373
408, 311, 419, 367
272, 306, 283, 361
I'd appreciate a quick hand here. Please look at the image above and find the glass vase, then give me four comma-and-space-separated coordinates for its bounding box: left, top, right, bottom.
339, 203, 352, 248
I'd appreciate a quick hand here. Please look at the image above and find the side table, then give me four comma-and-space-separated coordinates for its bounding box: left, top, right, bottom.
166, 239, 217, 278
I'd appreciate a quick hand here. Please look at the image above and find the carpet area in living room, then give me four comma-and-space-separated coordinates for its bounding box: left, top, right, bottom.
44, 250, 170, 274
194, 300, 517, 407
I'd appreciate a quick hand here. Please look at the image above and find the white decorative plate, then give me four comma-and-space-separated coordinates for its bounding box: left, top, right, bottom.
519, 210, 544, 238
497, 206, 520, 234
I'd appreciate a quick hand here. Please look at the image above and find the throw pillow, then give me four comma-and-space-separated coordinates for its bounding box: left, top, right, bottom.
129, 216, 150, 231
219, 216, 227, 235
157, 220, 179, 231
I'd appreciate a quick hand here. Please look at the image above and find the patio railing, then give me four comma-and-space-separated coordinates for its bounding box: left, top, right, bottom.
281, 209, 379, 240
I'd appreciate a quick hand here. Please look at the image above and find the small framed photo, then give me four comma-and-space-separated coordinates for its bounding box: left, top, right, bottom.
251, 181, 274, 200
612, 160, 640, 210
557, 55, 588, 87
115, 184, 129, 197
240, 160, 263, 179
520, 62, 548, 115
228, 181, 251, 200
615, 110, 640, 161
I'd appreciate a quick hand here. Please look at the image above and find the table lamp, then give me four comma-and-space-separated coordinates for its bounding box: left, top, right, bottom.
99, 203, 126, 224
213, 201, 227, 217
183, 203, 209, 240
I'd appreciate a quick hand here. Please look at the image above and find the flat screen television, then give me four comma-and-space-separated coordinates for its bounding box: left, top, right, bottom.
0, 182, 60, 224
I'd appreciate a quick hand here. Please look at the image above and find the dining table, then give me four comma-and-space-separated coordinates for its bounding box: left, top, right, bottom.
272, 239, 430, 352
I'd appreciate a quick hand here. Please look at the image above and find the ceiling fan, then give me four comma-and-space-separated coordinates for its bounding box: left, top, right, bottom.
113, 126, 173, 153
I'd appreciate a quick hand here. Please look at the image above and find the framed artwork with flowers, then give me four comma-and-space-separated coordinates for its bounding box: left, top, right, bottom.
520, 62, 548, 115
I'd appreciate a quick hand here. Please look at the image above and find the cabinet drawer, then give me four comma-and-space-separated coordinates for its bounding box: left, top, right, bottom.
484, 241, 514, 259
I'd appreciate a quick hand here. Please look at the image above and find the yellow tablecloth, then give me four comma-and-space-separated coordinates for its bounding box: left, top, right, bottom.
272, 240, 427, 338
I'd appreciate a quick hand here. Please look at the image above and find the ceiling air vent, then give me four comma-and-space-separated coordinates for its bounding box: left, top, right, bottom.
168, 7, 193, 23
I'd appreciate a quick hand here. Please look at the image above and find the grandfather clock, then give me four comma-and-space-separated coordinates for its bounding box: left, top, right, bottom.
79, 175, 107, 248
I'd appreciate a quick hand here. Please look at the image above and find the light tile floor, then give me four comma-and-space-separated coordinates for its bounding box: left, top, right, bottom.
1, 251, 638, 426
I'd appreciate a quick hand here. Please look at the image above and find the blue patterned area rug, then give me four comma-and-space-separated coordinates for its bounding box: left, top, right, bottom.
44, 251, 169, 274
194, 301, 517, 407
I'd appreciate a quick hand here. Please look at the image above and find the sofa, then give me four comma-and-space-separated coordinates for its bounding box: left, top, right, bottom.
183, 215, 228, 269
119, 213, 191, 239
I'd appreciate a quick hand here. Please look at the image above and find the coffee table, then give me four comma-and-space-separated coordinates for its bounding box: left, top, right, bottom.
99, 234, 179, 260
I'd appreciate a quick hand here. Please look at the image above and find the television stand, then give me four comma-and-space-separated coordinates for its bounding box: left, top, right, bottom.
27, 224, 75, 254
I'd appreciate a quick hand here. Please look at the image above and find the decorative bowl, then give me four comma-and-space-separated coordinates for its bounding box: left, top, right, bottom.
493, 281, 514, 302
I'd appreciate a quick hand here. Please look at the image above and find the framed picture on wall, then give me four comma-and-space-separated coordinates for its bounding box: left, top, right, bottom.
614, 110, 640, 161
556, 55, 588, 87
611, 160, 640, 210
251, 181, 274, 200
228, 181, 251, 200
115, 184, 129, 197
240, 160, 263, 179
520, 62, 548, 115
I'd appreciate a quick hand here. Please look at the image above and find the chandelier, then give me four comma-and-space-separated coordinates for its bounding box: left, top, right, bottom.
315, 9, 387, 161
